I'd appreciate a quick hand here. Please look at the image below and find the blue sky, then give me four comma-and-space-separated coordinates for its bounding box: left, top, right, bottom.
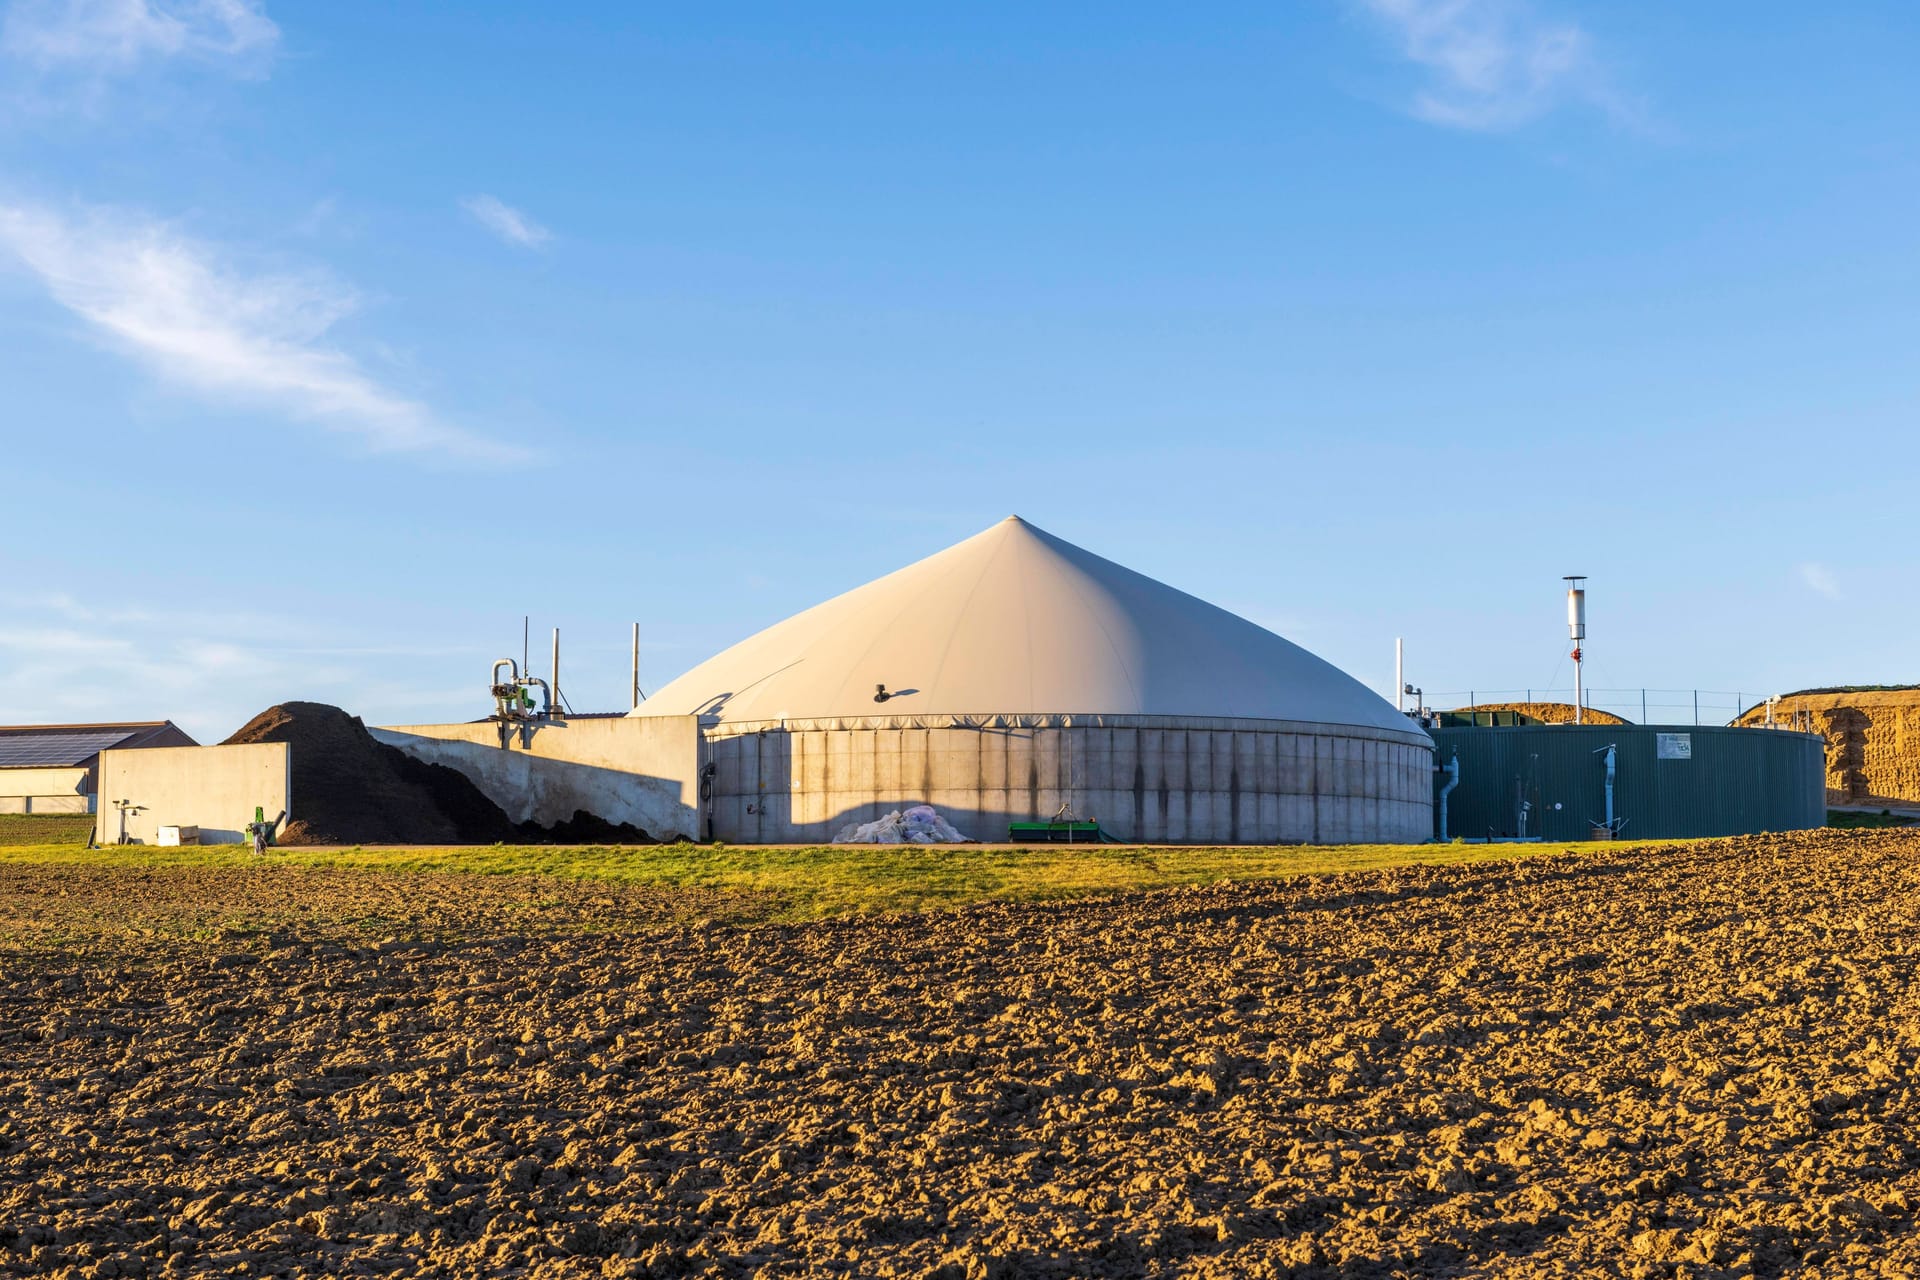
2, 1, 1915, 739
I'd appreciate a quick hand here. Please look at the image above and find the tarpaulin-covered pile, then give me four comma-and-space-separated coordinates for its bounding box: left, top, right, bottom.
832, 805, 969, 844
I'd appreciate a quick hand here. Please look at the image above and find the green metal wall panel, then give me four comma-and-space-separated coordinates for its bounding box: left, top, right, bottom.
1432, 724, 1825, 842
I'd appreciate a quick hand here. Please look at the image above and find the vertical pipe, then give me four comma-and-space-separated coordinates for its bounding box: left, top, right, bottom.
1602, 744, 1616, 832
1641, 688, 1647, 723
551, 628, 561, 718
1694, 689, 1699, 725
631, 623, 641, 711
1395, 638, 1403, 712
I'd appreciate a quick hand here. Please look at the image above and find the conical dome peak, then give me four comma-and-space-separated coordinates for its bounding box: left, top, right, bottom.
633, 517, 1415, 735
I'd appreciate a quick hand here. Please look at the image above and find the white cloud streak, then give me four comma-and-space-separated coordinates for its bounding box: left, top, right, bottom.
1, 0, 277, 72
460, 194, 552, 249
0, 201, 528, 464
1798, 562, 1842, 601
1353, 0, 1634, 131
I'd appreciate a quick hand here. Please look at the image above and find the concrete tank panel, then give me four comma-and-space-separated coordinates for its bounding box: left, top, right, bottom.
705, 716, 1433, 844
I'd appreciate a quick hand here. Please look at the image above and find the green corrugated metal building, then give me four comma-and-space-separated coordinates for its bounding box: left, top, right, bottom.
1431, 724, 1825, 842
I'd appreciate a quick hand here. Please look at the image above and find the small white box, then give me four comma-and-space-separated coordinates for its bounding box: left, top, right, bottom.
156, 825, 200, 847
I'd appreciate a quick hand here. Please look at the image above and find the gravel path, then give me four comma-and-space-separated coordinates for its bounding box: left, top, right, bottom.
3, 830, 1918, 1277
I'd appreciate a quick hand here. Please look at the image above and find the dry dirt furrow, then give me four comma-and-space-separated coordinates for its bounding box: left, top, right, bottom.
3, 830, 1919, 1278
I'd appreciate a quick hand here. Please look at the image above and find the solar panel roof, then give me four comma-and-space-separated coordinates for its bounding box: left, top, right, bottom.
0, 729, 142, 768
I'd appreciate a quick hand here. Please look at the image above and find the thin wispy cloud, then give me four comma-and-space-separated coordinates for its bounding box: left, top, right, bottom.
1, 0, 277, 73
0, 201, 528, 464
1798, 562, 1842, 601
460, 194, 552, 249
1352, 0, 1636, 132
0, 593, 489, 739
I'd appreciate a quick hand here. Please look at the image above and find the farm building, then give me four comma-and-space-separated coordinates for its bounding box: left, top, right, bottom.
0, 721, 197, 814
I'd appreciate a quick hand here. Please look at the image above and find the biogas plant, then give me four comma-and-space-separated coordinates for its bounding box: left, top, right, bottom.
55, 516, 1825, 846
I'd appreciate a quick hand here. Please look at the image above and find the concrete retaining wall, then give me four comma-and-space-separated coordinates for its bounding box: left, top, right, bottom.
372, 716, 703, 842
707, 720, 1434, 844
95, 743, 291, 845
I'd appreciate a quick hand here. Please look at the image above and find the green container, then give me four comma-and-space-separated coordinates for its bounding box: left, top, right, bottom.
1431, 724, 1825, 842
1008, 820, 1104, 843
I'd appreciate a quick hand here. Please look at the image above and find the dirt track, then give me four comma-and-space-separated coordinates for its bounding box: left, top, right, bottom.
4, 830, 1919, 1278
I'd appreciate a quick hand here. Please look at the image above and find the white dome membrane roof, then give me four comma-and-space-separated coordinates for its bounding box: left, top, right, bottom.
634, 516, 1421, 737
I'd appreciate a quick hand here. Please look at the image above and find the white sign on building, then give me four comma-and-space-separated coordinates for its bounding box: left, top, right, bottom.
1656, 732, 1693, 760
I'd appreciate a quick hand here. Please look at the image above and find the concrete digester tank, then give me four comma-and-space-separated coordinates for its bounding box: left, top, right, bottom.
630, 516, 1433, 844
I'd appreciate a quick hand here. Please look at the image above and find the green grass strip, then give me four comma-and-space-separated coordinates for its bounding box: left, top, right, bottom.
0, 836, 1685, 923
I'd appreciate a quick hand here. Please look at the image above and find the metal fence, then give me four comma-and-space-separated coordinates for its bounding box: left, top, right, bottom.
1421, 688, 1784, 728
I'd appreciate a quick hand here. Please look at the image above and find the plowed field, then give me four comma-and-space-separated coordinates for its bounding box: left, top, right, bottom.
4, 829, 1918, 1278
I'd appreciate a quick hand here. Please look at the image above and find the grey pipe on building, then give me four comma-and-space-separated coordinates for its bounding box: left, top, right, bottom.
1595, 742, 1617, 834
1437, 752, 1460, 841
551, 628, 562, 717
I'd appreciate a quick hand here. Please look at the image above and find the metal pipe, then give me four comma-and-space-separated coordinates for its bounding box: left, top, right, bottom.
1437, 753, 1460, 841
525, 676, 552, 718
551, 628, 561, 718
1605, 744, 1615, 829
1595, 743, 1617, 833
491, 658, 519, 685
1395, 638, 1403, 713
632, 623, 641, 711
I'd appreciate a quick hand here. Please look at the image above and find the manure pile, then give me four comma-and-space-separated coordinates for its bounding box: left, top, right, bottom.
5, 829, 1920, 1277
225, 702, 649, 845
